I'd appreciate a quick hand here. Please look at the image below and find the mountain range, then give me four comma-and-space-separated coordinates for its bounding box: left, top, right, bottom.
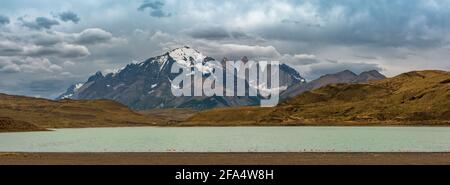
1, 70, 448, 132
281, 69, 386, 99
58, 46, 305, 109
58, 47, 386, 110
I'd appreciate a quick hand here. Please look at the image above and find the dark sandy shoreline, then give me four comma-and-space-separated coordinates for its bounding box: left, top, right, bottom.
1, 152, 449, 165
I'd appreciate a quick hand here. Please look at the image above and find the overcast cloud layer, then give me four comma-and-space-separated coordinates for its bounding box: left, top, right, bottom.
0, 0, 449, 98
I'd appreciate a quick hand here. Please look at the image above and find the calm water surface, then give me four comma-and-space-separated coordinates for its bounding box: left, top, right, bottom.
0, 127, 449, 152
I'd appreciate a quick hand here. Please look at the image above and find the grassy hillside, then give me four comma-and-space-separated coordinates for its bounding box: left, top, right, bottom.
185, 70, 450, 126
138, 108, 198, 125
0, 94, 163, 131
182, 107, 275, 126
0, 117, 47, 132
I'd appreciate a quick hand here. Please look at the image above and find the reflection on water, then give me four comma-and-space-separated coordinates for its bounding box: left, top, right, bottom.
0, 127, 449, 152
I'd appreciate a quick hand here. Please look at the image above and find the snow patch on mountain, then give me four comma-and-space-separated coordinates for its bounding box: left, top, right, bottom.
105, 67, 125, 77
153, 55, 169, 70
57, 46, 307, 109
57, 82, 85, 100
74, 83, 84, 91
169, 46, 206, 67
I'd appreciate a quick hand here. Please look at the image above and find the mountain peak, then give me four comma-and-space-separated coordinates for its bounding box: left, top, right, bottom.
361, 70, 385, 77
318, 70, 357, 79
167, 46, 206, 66
336, 70, 357, 76
355, 70, 386, 82
87, 71, 104, 82
168, 46, 199, 54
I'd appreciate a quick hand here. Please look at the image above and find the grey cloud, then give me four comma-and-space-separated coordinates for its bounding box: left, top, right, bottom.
281, 54, 321, 66
0, 57, 86, 98
138, 1, 171, 18
30, 32, 64, 46
281, 19, 301, 24
58, 11, 80, 24
325, 59, 338, 63
230, 31, 250, 39
35, 17, 59, 29
26, 44, 90, 58
74, 28, 113, 45
184, 26, 250, 40
150, 9, 171, 18
0, 15, 10, 26
138, 1, 164, 11
0, 72, 85, 98
0, 64, 21, 73
354, 55, 378, 60
281, 19, 322, 28
191, 42, 282, 60
1, 30, 90, 59
259, 1, 450, 48
0, 41, 23, 56
24, 28, 117, 46
0, 57, 63, 74
28, 79, 67, 93
20, 17, 59, 30
0, 59, 21, 73
184, 26, 230, 40
0, 77, 75, 98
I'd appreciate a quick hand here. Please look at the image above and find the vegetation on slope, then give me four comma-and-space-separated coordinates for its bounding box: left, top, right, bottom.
185, 70, 450, 126
0, 117, 47, 132
0, 93, 163, 130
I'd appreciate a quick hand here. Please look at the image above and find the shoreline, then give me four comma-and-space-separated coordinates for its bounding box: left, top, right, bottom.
2, 124, 450, 133
1, 152, 450, 165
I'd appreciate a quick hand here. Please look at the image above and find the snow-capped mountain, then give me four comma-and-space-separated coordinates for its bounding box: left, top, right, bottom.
58, 46, 306, 110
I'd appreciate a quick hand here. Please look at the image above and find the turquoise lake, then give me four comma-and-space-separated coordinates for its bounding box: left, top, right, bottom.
1, 127, 450, 152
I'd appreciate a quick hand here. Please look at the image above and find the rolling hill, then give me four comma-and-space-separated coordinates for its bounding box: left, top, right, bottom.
0, 117, 47, 132
0, 93, 163, 132
185, 70, 450, 126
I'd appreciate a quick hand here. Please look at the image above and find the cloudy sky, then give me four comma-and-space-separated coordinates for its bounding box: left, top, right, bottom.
0, 0, 449, 98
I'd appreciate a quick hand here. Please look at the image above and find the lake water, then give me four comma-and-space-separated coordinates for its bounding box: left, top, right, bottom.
1, 127, 450, 152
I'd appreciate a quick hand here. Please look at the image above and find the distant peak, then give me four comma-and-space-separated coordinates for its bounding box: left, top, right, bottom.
336, 70, 357, 76
341, 69, 353, 73
87, 71, 105, 82
94, 71, 103, 76
359, 70, 386, 78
